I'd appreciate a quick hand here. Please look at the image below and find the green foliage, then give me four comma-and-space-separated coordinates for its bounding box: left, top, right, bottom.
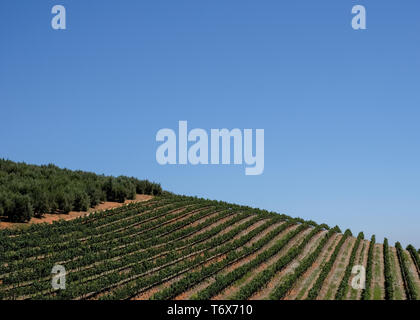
9, 194, 33, 222
395, 242, 418, 300
0, 194, 414, 301
0, 159, 162, 222
233, 224, 320, 300
306, 229, 352, 300
194, 221, 298, 300
334, 232, 364, 300
383, 238, 394, 300
73, 191, 90, 212
362, 235, 376, 300
150, 218, 291, 300
269, 226, 340, 300
406, 244, 420, 277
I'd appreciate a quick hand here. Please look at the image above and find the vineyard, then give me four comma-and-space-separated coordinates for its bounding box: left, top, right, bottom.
1, 194, 419, 300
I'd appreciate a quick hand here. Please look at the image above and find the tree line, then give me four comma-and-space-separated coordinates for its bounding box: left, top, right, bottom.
0, 159, 162, 222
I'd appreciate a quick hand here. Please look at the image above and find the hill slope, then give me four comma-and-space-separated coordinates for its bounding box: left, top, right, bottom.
1, 194, 419, 300
0, 159, 162, 222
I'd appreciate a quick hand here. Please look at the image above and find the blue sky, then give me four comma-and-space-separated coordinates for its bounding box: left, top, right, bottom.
1, 1, 419, 247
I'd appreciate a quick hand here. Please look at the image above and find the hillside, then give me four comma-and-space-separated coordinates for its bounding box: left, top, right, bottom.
1, 194, 419, 300
0, 159, 162, 222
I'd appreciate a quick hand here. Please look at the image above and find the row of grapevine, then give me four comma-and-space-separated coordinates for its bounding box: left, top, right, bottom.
406, 245, 420, 277
2, 196, 172, 243
383, 238, 394, 300
305, 229, 352, 300
3, 189, 312, 300
268, 226, 340, 299
1, 208, 257, 299
232, 224, 326, 299
2, 198, 189, 262
194, 222, 311, 299
361, 235, 375, 300
55, 214, 272, 299
1, 201, 211, 280
395, 242, 418, 300
335, 232, 364, 300
1, 207, 239, 292
2, 201, 208, 281
1, 192, 415, 300
107, 218, 289, 300
80, 207, 316, 300
6, 210, 243, 299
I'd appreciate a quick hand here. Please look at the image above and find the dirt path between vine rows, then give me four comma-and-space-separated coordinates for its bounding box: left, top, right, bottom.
175, 221, 293, 300
317, 237, 355, 300
129, 218, 268, 300
404, 249, 420, 297
249, 228, 318, 300
209, 224, 300, 300
370, 243, 385, 300
389, 247, 406, 300
345, 239, 369, 300
283, 233, 341, 300
261, 230, 328, 300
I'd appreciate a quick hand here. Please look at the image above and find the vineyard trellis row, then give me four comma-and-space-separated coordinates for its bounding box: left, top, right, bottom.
334, 232, 364, 300
268, 225, 340, 300
0, 194, 417, 300
361, 235, 375, 300
406, 245, 420, 277
395, 242, 418, 300
383, 238, 394, 300
305, 229, 352, 300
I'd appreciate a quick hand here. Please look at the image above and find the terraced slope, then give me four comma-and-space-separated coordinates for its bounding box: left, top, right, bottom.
0, 194, 418, 300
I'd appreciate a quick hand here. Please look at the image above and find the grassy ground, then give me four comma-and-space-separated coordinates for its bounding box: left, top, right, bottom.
389, 249, 405, 300
295, 236, 338, 299
372, 246, 384, 300
348, 241, 366, 300
324, 239, 353, 300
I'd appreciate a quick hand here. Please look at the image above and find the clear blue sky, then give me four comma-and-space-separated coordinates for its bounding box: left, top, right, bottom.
1, 1, 419, 247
